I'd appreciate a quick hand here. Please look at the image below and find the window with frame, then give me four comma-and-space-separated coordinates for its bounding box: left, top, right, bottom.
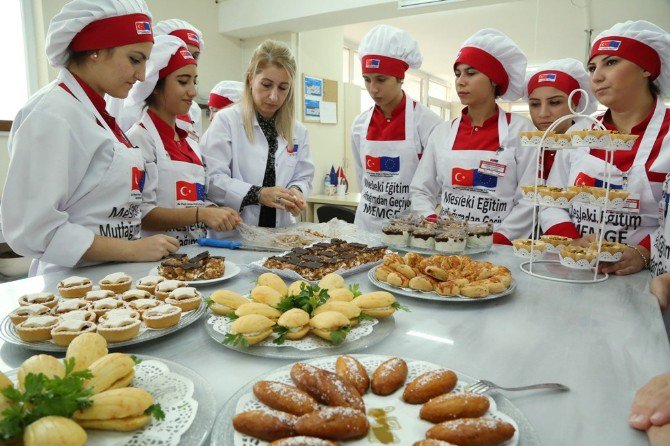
1, 0, 37, 132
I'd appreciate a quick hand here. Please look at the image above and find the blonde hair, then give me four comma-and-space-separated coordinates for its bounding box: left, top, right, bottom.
242, 40, 296, 144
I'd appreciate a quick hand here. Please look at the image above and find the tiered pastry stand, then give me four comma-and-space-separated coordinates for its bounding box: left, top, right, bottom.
518, 90, 634, 283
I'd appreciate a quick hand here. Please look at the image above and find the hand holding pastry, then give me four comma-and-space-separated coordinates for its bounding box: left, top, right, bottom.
198, 206, 242, 232
599, 245, 648, 276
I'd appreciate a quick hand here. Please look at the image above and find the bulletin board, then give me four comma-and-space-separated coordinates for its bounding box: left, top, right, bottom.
302, 74, 338, 124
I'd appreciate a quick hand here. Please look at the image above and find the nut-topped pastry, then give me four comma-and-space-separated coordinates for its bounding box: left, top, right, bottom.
99, 272, 132, 293
135, 275, 164, 294
466, 223, 493, 248
51, 299, 89, 316
18, 292, 58, 309
512, 238, 547, 252
9, 304, 51, 325
91, 297, 126, 319
16, 315, 60, 342
142, 304, 182, 329
155, 280, 188, 301
120, 289, 152, 303
381, 224, 408, 246
165, 287, 202, 312
57, 276, 92, 298
84, 289, 116, 303
128, 298, 161, 314
560, 245, 597, 263
410, 227, 437, 250
540, 235, 572, 248
50, 319, 97, 346
590, 241, 627, 255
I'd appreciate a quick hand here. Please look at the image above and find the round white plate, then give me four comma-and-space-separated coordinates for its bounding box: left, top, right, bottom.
4, 354, 216, 446
150, 260, 241, 286
212, 354, 540, 446
205, 311, 396, 359
367, 268, 516, 303
0, 303, 206, 352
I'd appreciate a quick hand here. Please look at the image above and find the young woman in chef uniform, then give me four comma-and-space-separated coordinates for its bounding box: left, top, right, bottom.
1, 0, 179, 275
109, 18, 205, 137
208, 80, 244, 122
351, 25, 443, 232
542, 21, 670, 276
200, 40, 314, 230
525, 59, 598, 180
410, 29, 536, 244
124, 36, 242, 247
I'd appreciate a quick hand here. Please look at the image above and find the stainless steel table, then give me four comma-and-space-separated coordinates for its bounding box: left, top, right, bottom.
0, 245, 667, 445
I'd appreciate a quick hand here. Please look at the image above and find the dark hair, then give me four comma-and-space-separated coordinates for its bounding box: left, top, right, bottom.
67, 48, 114, 66
649, 78, 661, 97
145, 78, 166, 108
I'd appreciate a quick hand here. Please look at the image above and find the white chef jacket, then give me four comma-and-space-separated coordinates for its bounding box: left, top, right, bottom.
200, 104, 314, 228
109, 99, 202, 140
1, 70, 144, 274
351, 96, 442, 231
176, 101, 203, 141
410, 109, 536, 242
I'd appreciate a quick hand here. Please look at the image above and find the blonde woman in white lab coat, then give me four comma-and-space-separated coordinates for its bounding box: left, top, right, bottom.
200, 40, 314, 231
1, 0, 179, 276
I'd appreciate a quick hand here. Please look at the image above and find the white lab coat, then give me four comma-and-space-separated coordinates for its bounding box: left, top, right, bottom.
1, 69, 144, 275
126, 111, 208, 246
351, 96, 442, 232
200, 104, 314, 229
108, 98, 202, 140
410, 109, 536, 242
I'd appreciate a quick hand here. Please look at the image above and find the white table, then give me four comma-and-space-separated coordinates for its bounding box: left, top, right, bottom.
0, 245, 667, 445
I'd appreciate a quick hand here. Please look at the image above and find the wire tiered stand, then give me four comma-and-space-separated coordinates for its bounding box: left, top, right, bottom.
517, 90, 636, 283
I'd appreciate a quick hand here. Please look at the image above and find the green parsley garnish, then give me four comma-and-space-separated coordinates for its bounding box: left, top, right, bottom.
348, 283, 362, 298
144, 403, 165, 420
0, 358, 93, 441
205, 297, 214, 308
329, 325, 351, 345
130, 355, 142, 365
272, 326, 290, 345
392, 301, 410, 312
222, 333, 249, 348
277, 283, 329, 314
358, 312, 375, 322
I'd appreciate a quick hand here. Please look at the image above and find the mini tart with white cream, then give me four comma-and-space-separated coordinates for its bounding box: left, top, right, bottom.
128, 298, 161, 314
16, 315, 60, 342
51, 299, 89, 316
120, 289, 152, 303
57, 276, 92, 298
9, 304, 51, 325
98, 272, 132, 294
18, 292, 58, 309
50, 319, 97, 346
135, 275, 165, 294
91, 298, 126, 319
142, 304, 182, 329
96, 316, 141, 342
155, 280, 188, 301
59, 309, 97, 323
98, 308, 141, 324
84, 289, 116, 303
165, 287, 202, 312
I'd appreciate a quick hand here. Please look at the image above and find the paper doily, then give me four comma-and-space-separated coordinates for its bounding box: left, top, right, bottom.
570, 134, 636, 151
512, 245, 545, 260
207, 313, 378, 351
558, 253, 596, 270
232, 354, 519, 446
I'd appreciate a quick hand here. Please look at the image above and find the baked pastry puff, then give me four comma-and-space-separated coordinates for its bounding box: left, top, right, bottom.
312, 301, 361, 326
235, 302, 282, 321
277, 308, 311, 340
208, 290, 249, 315
23, 416, 87, 446
86, 353, 136, 394
309, 311, 350, 343
351, 292, 397, 318
230, 314, 275, 346
73, 387, 153, 431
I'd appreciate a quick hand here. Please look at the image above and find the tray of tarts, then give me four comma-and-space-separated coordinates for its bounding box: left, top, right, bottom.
0, 271, 206, 352
0, 333, 215, 445
213, 353, 539, 446
368, 253, 515, 302
205, 272, 403, 359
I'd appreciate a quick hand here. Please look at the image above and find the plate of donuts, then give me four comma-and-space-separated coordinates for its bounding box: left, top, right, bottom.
212, 354, 540, 446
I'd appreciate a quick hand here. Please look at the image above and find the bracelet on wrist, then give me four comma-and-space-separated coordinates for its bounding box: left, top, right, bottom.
630, 245, 649, 269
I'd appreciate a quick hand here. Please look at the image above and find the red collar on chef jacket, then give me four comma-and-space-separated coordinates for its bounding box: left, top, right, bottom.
589, 99, 660, 175
366, 93, 411, 141
147, 109, 202, 166
452, 107, 510, 151
61, 71, 132, 147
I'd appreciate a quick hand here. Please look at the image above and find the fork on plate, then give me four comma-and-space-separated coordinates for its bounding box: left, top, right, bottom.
466, 379, 570, 394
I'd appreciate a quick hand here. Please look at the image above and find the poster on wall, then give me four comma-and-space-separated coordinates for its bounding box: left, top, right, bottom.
302, 74, 338, 124
305, 99, 320, 120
